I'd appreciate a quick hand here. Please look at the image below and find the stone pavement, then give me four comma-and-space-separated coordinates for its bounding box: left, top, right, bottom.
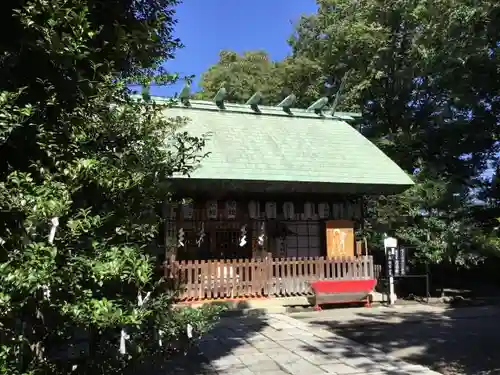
291, 303, 500, 326
168, 313, 443, 375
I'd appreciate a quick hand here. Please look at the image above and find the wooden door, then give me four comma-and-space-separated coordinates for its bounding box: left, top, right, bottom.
325, 220, 355, 258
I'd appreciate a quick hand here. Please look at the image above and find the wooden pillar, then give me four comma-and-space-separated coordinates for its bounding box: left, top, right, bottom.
251, 220, 267, 258
163, 201, 178, 259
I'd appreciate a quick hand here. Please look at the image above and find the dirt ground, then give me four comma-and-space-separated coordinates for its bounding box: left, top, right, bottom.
291, 304, 500, 375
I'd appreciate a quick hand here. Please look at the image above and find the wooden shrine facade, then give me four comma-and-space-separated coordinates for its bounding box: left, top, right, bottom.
163, 195, 367, 262
156, 96, 413, 301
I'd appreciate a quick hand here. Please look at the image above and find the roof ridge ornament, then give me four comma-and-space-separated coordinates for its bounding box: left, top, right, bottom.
178, 83, 191, 107
246, 91, 262, 113
213, 87, 227, 109
306, 97, 329, 116
277, 94, 296, 115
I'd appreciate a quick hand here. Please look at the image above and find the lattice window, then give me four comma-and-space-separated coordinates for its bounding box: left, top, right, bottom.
177, 228, 211, 260
282, 221, 321, 258
215, 229, 243, 259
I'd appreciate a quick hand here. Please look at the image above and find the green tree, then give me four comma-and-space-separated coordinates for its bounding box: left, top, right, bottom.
0, 1, 220, 374
289, 0, 500, 264
195, 50, 285, 104
197, 0, 500, 264
195, 50, 334, 108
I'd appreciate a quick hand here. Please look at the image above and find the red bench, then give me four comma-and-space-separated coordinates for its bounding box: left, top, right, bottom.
310, 279, 377, 311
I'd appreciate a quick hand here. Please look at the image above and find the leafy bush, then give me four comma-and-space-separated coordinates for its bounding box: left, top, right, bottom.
157, 304, 226, 354
0, 0, 220, 374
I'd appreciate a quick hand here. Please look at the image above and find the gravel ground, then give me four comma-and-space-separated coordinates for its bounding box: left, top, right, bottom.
293, 306, 500, 375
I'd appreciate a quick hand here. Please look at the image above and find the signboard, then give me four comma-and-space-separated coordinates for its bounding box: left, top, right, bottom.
248, 201, 260, 219
325, 220, 354, 258
385, 246, 408, 277
207, 201, 218, 219
265, 201, 277, 219
225, 200, 237, 219
399, 247, 407, 276
182, 203, 193, 220
303, 202, 314, 220
386, 250, 394, 277
318, 203, 330, 219
382, 238, 412, 305
283, 202, 295, 220
384, 236, 397, 278
393, 248, 400, 276
384, 236, 398, 249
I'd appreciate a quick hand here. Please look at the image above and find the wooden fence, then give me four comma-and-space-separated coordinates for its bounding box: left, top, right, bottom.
166, 254, 375, 301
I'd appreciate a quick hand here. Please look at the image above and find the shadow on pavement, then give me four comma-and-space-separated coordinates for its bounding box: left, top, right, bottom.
178, 310, 434, 375
295, 305, 500, 375
135, 302, 462, 375
294, 333, 440, 375
160, 301, 270, 375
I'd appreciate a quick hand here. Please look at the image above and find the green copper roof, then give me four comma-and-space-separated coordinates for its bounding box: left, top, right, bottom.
156, 98, 413, 193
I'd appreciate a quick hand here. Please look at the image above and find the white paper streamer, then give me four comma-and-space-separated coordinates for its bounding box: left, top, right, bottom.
196, 223, 205, 247
119, 290, 152, 355
186, 323, 193, 339
137, 291, 151, 307
48, 217, 59, 244
139, 292, 162, 351
178, 228, 185, 247
42, 287, 51, 299
257, 222, 265, 246
119, 329, 129, 355
158, 329, 164, 347
239, 225, 247, 247
42, 217, 59, 301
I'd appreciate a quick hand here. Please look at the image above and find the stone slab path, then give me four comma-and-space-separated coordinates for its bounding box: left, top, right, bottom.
167, 313, 443, 375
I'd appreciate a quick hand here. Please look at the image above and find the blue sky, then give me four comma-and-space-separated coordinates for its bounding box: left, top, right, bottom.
148, 0, 318, 97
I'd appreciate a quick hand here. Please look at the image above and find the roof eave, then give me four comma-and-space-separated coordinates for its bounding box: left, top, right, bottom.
167, 177, 414, 196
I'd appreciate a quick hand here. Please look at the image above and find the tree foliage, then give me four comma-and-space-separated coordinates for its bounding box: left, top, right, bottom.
290, 0, 500, 264
195, 50, 282, 104
0, 1, 221, 374
195, 50, 330, 108
196, 0, 500, 265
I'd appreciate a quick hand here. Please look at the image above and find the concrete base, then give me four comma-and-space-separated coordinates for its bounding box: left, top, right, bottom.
176, 291, 392, 315
265, 291, 388, 306
376, 292, 398, 304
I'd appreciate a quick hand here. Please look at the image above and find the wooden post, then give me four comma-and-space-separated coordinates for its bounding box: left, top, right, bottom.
356, 240, 362, 257
264, 252, 273, 296
362, 255, 368, 279
165, 253, 176, 279
368, 255, 374, 279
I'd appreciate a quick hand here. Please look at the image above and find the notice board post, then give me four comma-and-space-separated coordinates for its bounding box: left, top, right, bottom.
383, 235, 398, 305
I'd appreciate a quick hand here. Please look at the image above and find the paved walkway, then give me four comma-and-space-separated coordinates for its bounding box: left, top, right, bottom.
168, 313, 443, 375
290, 303, 500, 325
